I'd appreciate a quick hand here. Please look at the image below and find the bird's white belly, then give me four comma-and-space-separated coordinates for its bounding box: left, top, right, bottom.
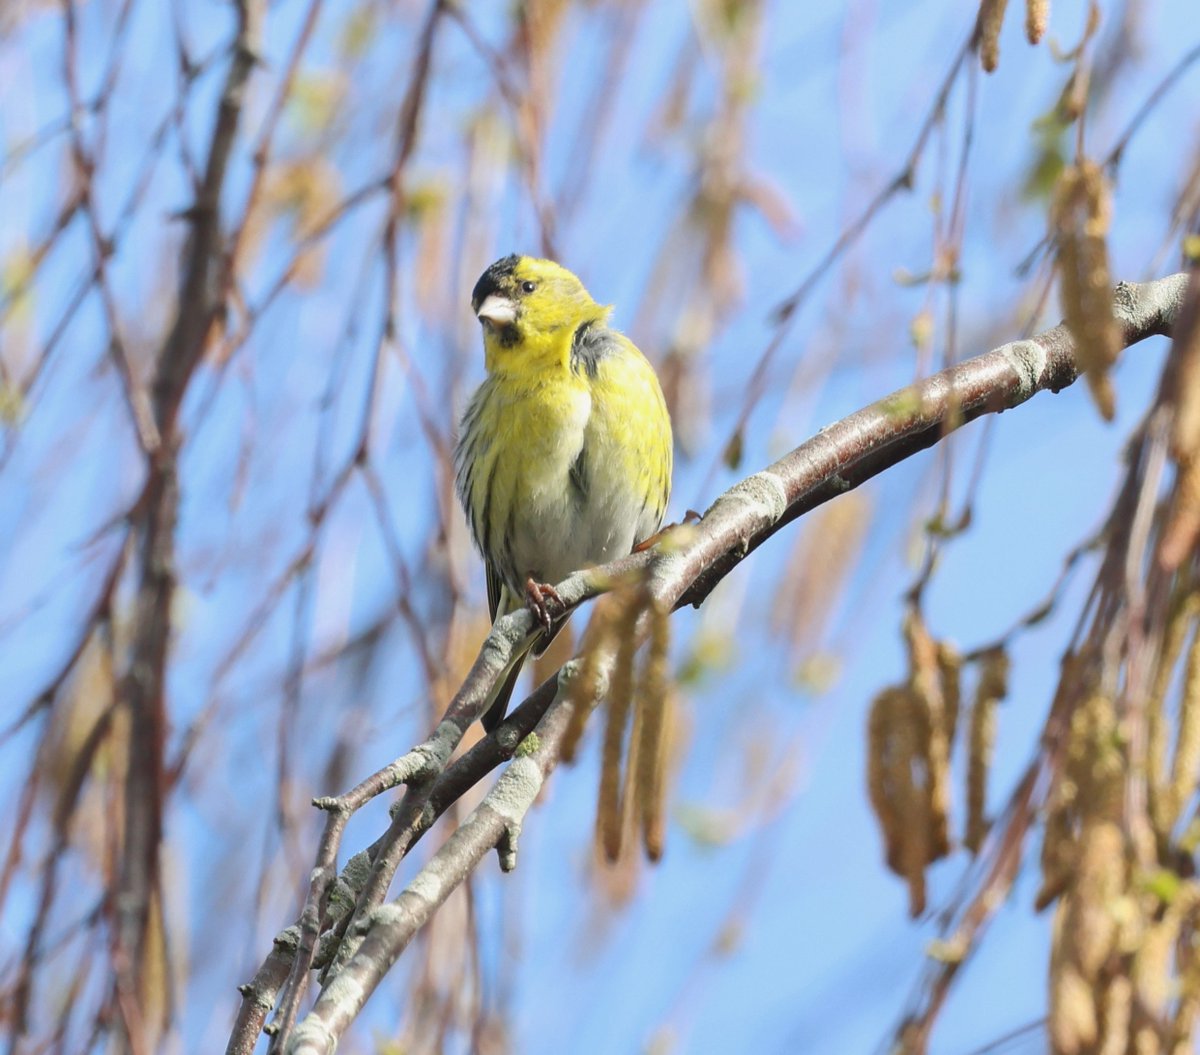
509, 463, 642, 587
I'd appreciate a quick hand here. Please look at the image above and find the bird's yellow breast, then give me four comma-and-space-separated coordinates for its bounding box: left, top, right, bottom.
458, 369, 591, 585
486, 373, 591, 499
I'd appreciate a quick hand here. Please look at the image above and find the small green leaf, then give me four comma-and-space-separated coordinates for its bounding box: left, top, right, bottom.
515, 732, 541, 757
722, 429, 744, 470
2, 247, 35, 325
0, 384, 24, 425
883, 387, 922, 420
676, 630, 733, 686
675, 803, 735, 847
1021, 113, 1069, 202
909, 308, 934, 351
1137, 868, 1183, 904
287, 73, 344, 134
338, 7, 376, 60
794, 653, 841, 694
926, 935, 968, 964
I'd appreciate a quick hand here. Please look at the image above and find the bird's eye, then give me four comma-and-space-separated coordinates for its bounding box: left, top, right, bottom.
521, 281, 536, 294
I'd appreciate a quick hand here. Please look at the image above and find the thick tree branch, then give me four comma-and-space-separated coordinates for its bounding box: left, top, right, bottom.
678, 275, 1189, 607
232, 272, 1188, 1054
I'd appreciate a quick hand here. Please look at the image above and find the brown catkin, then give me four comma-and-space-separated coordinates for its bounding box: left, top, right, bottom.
1171, 904, 1200, 1054
867, 686, 921, 880
1132, 884, 1199, 1020
1161, 462, 1200, 570
1163, 274, 1200, 569
1051, 905, 1099, 1054
868, 687, 903, 874
1025, 0, 1048, 43
618, 668, 644, 866
1050, 966, 1097, 1053
965, 649, 1009, 854
1065, 819, 1123, 979
1169, 276, 1200, 459
897, 687, 931, 916
770, 491, 870, 649
1070, 694, 1123, 820
1038, 800, 1074, 910
1139, 1026, 1164, 1055
562, 598, 619, 763
1097, 975, 1132, 1055
1038, 660, 1090, 908
905, 612, 951, 859
596, 595, 639, 862
48, 626, 116, 835
1148, 593, 1199, 835
977, 0, 1010, 72
938, 642, 963, 746
976, 647, 1010, 705
1166, 622, 1200, 832
964, 695, 996, 854
635, 599, 671, 861
1053, 162, 1120, 421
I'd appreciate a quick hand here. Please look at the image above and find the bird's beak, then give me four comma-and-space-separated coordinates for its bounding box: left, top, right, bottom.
475, 294, 517, 327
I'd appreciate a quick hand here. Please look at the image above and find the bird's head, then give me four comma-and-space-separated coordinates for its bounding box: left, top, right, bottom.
471, 255, 609, 373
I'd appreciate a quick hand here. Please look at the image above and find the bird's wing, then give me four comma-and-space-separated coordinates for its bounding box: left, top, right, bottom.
486, 558, 505, 623
587, 331, 673, 541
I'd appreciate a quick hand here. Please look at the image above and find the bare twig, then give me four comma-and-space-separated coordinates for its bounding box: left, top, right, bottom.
286, 694, 579, 1054
718, 35, 974, 474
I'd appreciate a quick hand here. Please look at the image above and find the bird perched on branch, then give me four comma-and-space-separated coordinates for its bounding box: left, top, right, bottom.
455, 255, 673, 731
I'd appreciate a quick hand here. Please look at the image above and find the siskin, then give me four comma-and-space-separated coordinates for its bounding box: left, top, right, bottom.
455, 255, 674, 730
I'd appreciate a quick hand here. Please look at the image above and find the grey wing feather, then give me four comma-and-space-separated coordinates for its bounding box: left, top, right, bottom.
486, 560, 505, 622
568, 447, 588, 504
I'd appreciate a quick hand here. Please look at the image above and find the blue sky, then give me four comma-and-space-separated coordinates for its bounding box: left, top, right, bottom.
1, 0, 1198, 1052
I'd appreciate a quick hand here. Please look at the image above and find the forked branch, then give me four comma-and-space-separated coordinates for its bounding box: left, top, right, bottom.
230, 272, 1190, 1055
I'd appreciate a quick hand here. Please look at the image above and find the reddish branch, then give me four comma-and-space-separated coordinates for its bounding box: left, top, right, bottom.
225, 273, 1190, 1055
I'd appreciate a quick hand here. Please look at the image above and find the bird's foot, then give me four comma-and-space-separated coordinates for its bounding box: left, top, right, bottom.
524, 577, 564, 635
632, 510, 703, 553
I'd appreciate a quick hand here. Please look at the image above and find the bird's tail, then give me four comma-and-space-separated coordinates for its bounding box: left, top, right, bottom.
480, 612, 569, 733
481, 648, 530, 732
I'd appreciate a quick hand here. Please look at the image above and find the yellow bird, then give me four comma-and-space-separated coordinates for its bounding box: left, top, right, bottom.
455, 255, 673, 730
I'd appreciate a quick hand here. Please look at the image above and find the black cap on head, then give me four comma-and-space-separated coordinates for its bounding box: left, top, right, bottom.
471, 254, 520, 309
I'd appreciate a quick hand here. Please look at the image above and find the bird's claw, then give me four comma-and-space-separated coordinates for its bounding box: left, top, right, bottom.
524, 578, 563, 635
